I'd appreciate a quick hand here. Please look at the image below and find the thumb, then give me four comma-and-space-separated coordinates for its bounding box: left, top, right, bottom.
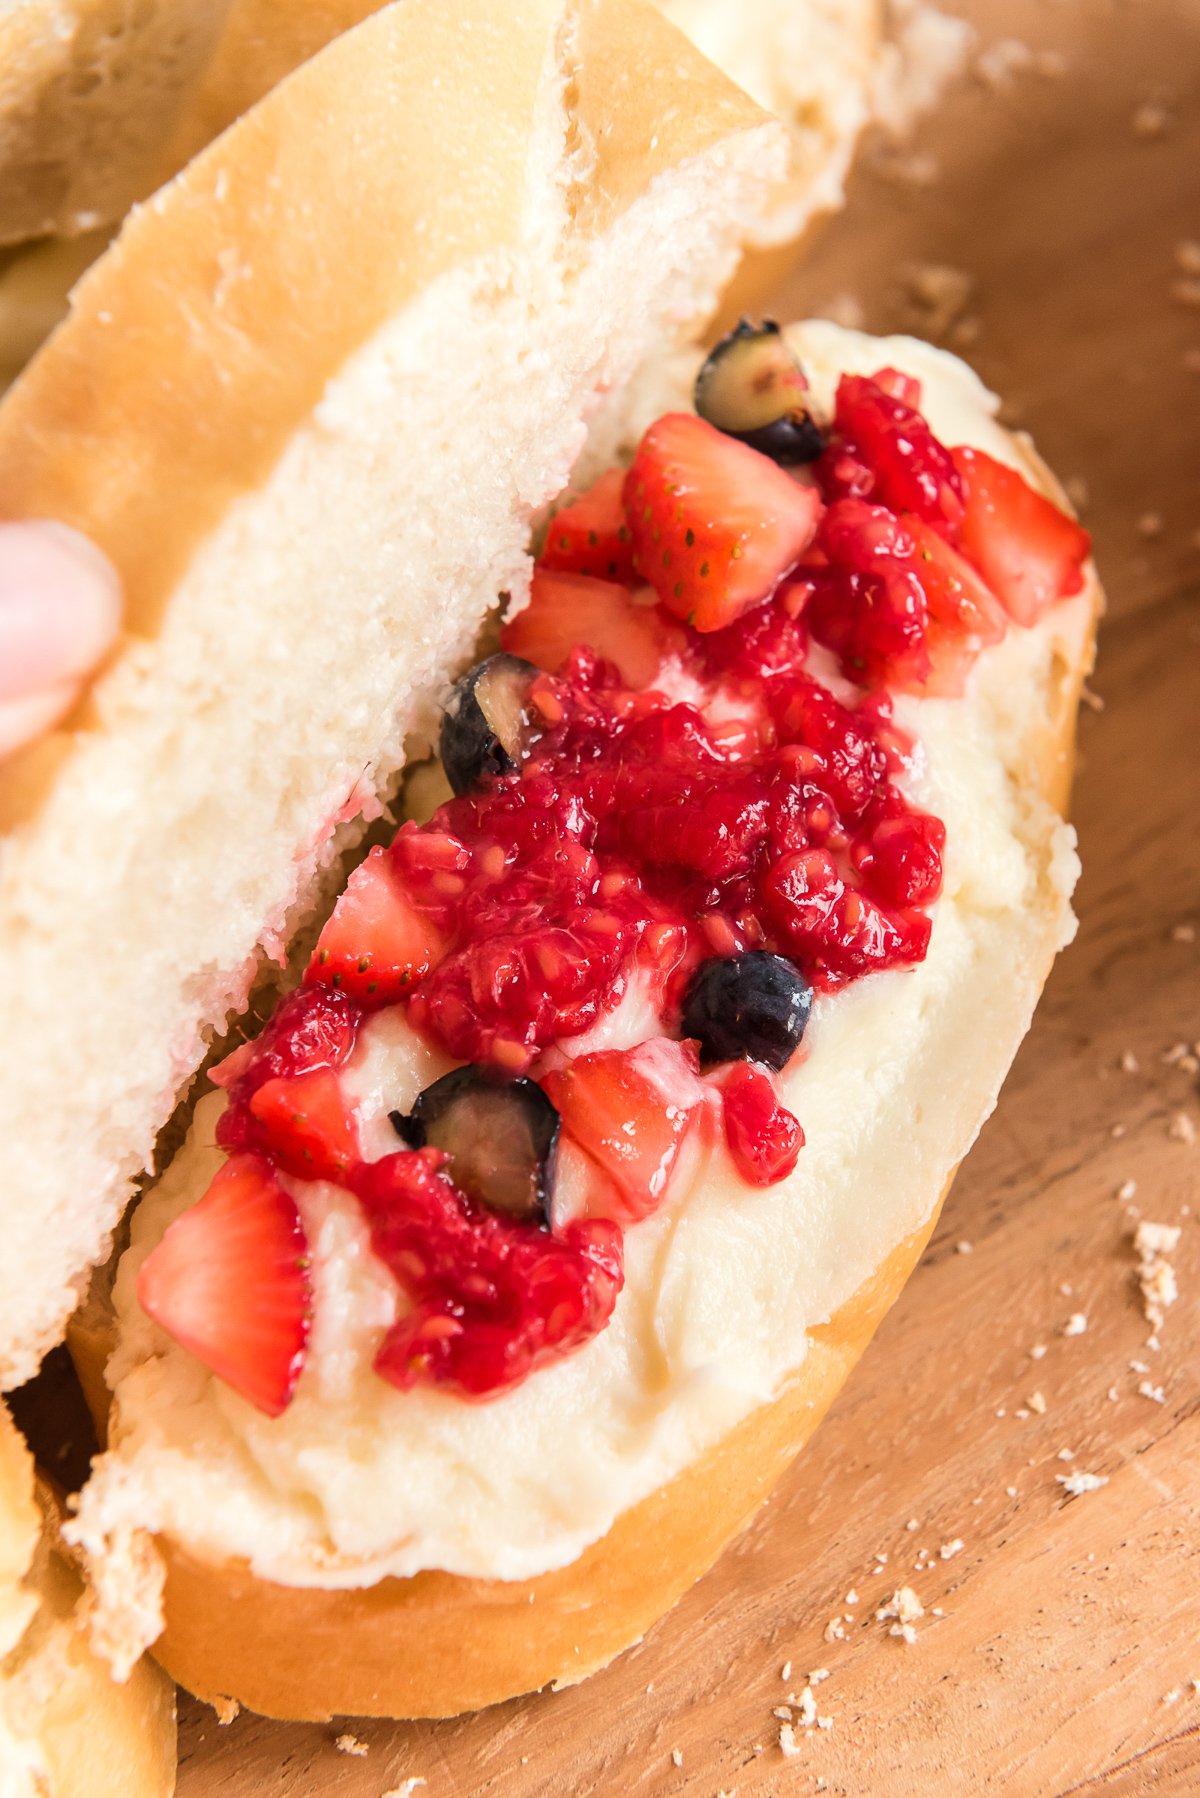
0, 522, 121, 756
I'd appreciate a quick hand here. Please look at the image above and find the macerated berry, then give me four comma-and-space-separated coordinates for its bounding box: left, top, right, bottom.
356, 1149, 623, 1398
832, 372, 965, 537
306, 845, 444, 1007
720, 1061, 804, 1185
440, 654, 541, 796
392, 1066, 560, 1225
694, 319, 824, 464
541, 1039, 707, 1221
681, 951, 813, 1071
137, 1154, 311, 1417
953, 446, 1091, 625
625, 412, 821, 630
538, 468, 636, 583
502, 569, 681, 689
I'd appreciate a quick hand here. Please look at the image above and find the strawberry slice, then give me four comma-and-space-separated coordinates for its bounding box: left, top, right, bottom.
541, 1038, 706, 1221
538, 468, 636, 584
834, 373, 965, 537
246, 1067, 360, 1183
901, 515, 1008, 697
306, 845, 443, 1005
720, 1061, 803, 1186
501, 569, 681, 689
952, 446, 1091, 626
624, 413, 821, 632
137, 1153, 312, 1417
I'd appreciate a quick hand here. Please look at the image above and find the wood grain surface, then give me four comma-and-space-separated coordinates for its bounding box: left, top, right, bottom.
23, 0, 1200, 1791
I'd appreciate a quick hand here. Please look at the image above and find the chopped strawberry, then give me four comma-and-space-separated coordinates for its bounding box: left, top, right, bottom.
541, 1038, 707, 1221
306, 845, 443, 1006
952, 446, 1091, 625
501, 569, 682, 689
720, 1061, 803, 1185
137, 1153, 311, 1417
538, 468, 636, 584
246, 1067, 360, 1183
833, 373, 964, 538
624, 413, 821, 631
901, 516, 1008, 697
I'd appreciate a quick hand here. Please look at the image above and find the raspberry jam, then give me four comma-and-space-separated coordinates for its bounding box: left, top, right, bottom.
176, 359, 1089, 1412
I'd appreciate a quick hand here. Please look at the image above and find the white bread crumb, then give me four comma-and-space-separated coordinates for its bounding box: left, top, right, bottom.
1030, 1343, 1047, 1360
809, 1668, 830, 1684
878, 1586, 924, 1627
780, 1660, 792, 1682
845, 1589, 859, 1605
671, 1749, 683, 1768
1134, 1221, 1182, 1332
1167, 1112, 1196, 1145
1056, 1470, 1108, 1498
335, 1734, 369, 1756
1117, 1180, 1138, 1202
1119, 1051, 1140, 1074
1062, 1313, 1088, 1336
779, 1722, 802, 1759
1028, 1391, 1047, 1415
939, 1539, 965, 1560
1138, 1380, 1166, 1404
824, 1617, 846, 1643
381, 1783, 426, 1798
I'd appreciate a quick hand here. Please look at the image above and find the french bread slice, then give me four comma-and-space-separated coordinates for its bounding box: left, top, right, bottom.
0, 1401, 176, 1794
0, 0, 788, 1392
69, 323, 1099, 1719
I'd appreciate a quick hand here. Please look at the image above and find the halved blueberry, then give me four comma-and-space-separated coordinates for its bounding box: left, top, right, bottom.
439, 654, 540, 797
681, 951, 813, 1071
391, 1065, 560, 1225
694, 319, 824, 465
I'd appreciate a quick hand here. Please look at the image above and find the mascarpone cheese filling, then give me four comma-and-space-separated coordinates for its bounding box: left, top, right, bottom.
80, 324, 1093, 1597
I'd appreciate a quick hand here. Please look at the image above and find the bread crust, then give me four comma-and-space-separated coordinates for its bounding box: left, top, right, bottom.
0, 0, 234, 245
0, 1404, 176, 1794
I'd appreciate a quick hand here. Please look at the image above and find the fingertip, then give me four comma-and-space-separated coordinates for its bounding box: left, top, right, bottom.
0, 521, 122, 699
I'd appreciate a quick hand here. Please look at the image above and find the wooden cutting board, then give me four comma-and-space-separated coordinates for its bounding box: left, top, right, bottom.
119, 1, 1200, 1789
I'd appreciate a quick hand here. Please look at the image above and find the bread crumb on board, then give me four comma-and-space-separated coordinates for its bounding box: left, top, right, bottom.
1133, 1220, 1182, 1333
1062, 1312, 1088, 1337
212, 1696, 240, 1726
1056, 1470, 1109, 1498
335, 1733, 369, 1757
381, 1781, 426, 1798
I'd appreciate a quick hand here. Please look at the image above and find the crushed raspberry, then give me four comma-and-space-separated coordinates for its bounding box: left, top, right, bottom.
823, 372, 965, 538
720, 1062, 803, 1185
355, 1149, 623, 1398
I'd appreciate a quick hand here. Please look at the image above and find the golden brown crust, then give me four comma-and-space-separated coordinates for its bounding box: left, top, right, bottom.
0, 1405, 176, 1794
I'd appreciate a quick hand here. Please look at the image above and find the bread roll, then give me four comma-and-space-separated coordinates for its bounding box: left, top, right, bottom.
0, 1402, 176, 1793
68, 322, 1098, 1719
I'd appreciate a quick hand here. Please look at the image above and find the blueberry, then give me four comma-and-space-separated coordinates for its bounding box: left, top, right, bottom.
439, 654, 539, 797
694, 319, 824, 465
681, 952, 813, 1071
391, 1065, 560, 1225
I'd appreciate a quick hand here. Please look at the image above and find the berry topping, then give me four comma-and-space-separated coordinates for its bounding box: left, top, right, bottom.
720, 1061, 804, 1186
538, 467, 636, 583
803, 500, 1007, 695
681, 950, 813, 1071
137, 1154, 311, 1417
306, 844, 444, 1005
439, 653, 541, 797
392, 1065, 560, 1225
355, 1149, 622, 1397
503, 569, 682, 690
175, 364, 1080, 1408
952, 446, 1091, 625
828, 372, 965, 538
624, 412, 821, 630
541, 1039, 708, 1222
694, 319, 824, 464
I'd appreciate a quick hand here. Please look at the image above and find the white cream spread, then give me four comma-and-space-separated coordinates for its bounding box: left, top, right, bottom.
79, 325, 1093, 1604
